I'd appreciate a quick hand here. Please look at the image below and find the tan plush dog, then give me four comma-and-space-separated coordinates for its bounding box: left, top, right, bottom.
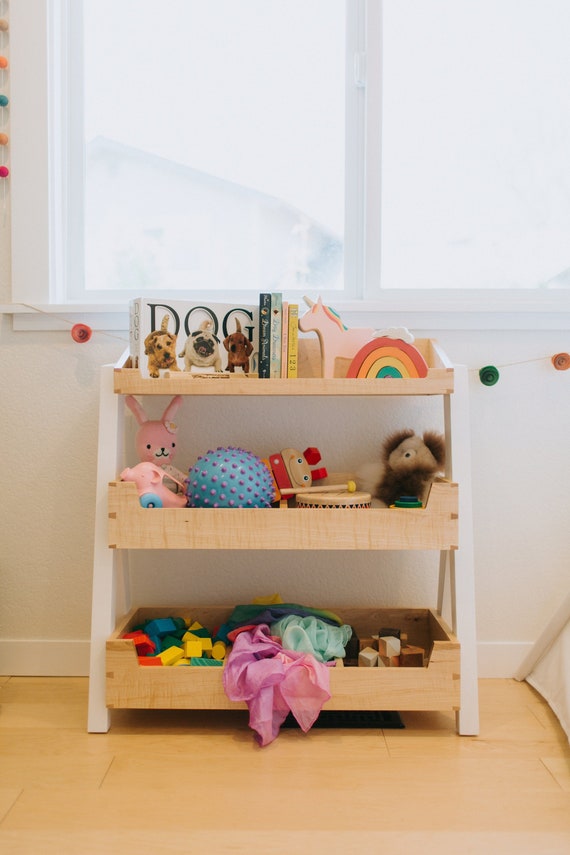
223, 318, 254, 373
144, 315, 181, 378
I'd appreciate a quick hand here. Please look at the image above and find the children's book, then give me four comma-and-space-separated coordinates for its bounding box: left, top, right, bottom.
258, 293, 271, 378
129, 298, 258, 378
270, 293, 283, 379
287, 304, 299, 378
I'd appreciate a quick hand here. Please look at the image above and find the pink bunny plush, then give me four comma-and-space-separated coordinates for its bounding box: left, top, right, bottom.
125, 395, 187, 492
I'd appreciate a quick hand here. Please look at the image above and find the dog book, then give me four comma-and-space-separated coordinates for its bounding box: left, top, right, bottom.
129, 298, 259, 378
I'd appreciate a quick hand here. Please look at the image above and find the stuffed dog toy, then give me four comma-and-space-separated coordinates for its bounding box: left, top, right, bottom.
178, 320, 222, 372
144, 315, 181, 378
223, 318, 254, 373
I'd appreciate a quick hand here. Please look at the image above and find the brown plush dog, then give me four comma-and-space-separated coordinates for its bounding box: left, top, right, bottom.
223, 319, 254, 373
144, 315, 181, 378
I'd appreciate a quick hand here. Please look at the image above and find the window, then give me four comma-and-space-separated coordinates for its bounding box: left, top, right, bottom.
8, 0, 570, 323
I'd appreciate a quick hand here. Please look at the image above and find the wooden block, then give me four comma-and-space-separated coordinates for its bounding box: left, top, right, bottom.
358, 646, 378, 667
378, 636, 401, 658
360, 637, 377, 651
184, 639, 202, 658
400, 645, 425, 667
158, 646, 184, 666
211, 640, 227, 660
379, 654, 400, 667
138, 656, 162, 666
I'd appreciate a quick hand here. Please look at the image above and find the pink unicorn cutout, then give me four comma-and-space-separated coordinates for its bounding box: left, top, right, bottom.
298, 296, 375, 378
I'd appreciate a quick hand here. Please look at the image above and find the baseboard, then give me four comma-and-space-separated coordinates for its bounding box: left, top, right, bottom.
1, 639, 534, 679
476, 641, 534, 678
0, 640, 90, 676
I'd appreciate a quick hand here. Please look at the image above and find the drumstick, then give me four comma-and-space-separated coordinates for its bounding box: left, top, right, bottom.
280, 480, 357, 497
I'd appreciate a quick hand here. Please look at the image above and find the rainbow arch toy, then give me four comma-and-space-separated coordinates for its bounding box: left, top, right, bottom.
346, 337, 429, 379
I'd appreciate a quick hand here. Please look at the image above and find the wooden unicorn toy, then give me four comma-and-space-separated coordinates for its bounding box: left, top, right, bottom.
298, 296, 376, 378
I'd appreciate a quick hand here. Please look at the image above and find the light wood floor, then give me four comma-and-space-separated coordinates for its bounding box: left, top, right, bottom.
0, 676, 569, 854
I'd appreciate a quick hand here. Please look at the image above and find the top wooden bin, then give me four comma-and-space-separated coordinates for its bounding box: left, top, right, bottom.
113, 338, 454, 397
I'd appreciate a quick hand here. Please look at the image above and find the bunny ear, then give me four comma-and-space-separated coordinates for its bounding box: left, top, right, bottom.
161, 395, 183, 424
125, 395, 148, 425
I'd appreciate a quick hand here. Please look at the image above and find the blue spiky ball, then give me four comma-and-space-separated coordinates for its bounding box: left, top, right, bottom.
187, 446, 275, 508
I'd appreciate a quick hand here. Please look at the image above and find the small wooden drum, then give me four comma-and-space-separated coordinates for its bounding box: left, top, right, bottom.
296, 490, 371, 509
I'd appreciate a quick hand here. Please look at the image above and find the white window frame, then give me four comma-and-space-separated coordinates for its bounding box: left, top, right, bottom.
5, 0, 570, 331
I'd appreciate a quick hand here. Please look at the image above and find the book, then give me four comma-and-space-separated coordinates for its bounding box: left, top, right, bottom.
287, 303, 299, 378
270, 292, 283, 378
280, 301, 289, 377
258, 293, 271, 378
129, 298, 259, 378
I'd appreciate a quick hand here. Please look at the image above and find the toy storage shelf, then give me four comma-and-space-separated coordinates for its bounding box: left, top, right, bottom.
108, 479, 458, 551
112, 337, 454, 397
88, 340, 479, 737
107, 607, 460, 713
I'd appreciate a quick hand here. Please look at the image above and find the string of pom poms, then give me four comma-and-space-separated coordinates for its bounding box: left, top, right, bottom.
0, 10, 8, 221
475, 352, 570, 386
19, 304, 128, 347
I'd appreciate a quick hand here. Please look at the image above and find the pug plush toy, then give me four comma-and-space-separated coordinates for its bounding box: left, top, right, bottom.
178, 320, 223, 372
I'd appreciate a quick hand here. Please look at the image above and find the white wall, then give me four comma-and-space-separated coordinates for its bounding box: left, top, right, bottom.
1, 205, 569, 677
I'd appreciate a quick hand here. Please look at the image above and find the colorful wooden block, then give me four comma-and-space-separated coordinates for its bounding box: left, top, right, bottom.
138, 656, 162, 666
211, 640, 227, 660
184, 639, 202, 658
145, 618, 177, 637
158, 646, 184, 666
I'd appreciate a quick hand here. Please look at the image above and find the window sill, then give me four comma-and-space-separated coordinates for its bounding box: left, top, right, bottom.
2, 290, 570, 332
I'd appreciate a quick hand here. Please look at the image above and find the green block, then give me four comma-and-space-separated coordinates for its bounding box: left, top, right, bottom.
190, 657, 223, 667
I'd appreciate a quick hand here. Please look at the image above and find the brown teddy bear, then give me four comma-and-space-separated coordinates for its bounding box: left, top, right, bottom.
373, 429, 446, 507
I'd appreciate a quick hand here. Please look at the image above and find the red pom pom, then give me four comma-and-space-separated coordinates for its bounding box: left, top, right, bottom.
71, 323, 92, 343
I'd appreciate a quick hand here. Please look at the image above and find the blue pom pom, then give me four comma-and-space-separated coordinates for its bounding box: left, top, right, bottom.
187, 446, 275, 508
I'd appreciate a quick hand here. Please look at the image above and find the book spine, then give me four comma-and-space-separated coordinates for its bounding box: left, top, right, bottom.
280, 301, 289, 377
129, 298, 141, 369
269, 292, 283, 378
258, 293, 271, 378
287, 304, 299, 378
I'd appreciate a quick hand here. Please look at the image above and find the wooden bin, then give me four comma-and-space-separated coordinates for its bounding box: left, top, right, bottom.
106, 606, 460, 713
108, 478, 458, 551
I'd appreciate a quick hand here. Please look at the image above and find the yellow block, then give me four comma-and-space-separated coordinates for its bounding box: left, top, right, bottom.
212, 641, 227, 661
184, 640, 202, 658
188, 621, 204, 631
159, 646, 184, 667
182, 631, 201, 643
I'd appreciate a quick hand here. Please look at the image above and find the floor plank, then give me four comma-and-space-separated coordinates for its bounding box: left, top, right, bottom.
0, 677, 568, 853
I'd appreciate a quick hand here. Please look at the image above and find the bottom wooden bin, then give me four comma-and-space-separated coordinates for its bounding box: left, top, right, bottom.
106, 606, 460, 713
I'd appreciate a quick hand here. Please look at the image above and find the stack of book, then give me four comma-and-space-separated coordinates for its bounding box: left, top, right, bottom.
258, 293, 299, 379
